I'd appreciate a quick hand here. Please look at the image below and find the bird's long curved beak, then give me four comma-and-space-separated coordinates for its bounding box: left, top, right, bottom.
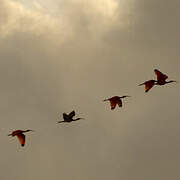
8, 133, 12, 136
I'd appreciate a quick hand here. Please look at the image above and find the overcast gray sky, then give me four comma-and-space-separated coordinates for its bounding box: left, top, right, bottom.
0, 0, 180, 180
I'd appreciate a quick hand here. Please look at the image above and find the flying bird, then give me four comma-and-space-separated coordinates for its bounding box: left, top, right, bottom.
139, 69, 177, 92
8, 129, 34, 147
139, 80, 156, 93
57, 110, 84, 123
154, 69, 177, 85
103, 96, 130, 110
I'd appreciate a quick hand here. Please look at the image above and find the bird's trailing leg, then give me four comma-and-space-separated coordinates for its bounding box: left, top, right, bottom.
57, 120, 65, 123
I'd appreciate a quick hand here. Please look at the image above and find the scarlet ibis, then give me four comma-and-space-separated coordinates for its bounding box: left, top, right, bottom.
139, 69, 177, 92
103, 96, 130, 110
57, 110, 84, 123
139, 80, 156, 93
154, 69, 177, 85
8, 130, 34, 147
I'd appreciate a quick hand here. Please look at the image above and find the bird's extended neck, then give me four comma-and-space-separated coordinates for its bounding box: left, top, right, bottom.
166, 80, 177, 84
73, 118, 84, 121
120, 96, 131, 98
23, 130, 34, 133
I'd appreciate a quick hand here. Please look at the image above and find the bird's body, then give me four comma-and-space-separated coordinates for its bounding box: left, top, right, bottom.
104, 96, 130, 110
58, 111, 84, 123
139, 69, 177, 92
8, 129, 34, 147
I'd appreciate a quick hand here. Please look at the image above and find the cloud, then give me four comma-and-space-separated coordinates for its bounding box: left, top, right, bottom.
0, 0, 69, 43
0, 0, 135, 42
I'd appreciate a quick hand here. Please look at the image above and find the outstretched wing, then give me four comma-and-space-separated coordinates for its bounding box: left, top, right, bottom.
109, 100, 117, 110
63, 113, 69, 120
68, 111, 75, 118
154, 69, 168, 81
17, 134, 25, 147
117, 99, 122, 107
144, 80, 155, 92
139, 80, 155, 92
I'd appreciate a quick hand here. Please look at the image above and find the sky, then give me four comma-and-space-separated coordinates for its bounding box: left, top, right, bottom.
0, 0, 180, 179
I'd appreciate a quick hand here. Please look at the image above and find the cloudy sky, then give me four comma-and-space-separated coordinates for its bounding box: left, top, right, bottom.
0, 0, 180, 179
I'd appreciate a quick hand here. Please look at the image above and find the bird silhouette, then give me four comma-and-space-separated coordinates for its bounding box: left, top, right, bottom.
154, 69, 177, 85
103, 96, 130, 110
139, 69, 177, 92
57, 110, 84, 123
139, 80, 156, 93
8, 129, 34, 147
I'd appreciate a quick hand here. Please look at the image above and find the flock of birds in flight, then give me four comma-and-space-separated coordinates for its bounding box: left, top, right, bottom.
8, 69, 177, 147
